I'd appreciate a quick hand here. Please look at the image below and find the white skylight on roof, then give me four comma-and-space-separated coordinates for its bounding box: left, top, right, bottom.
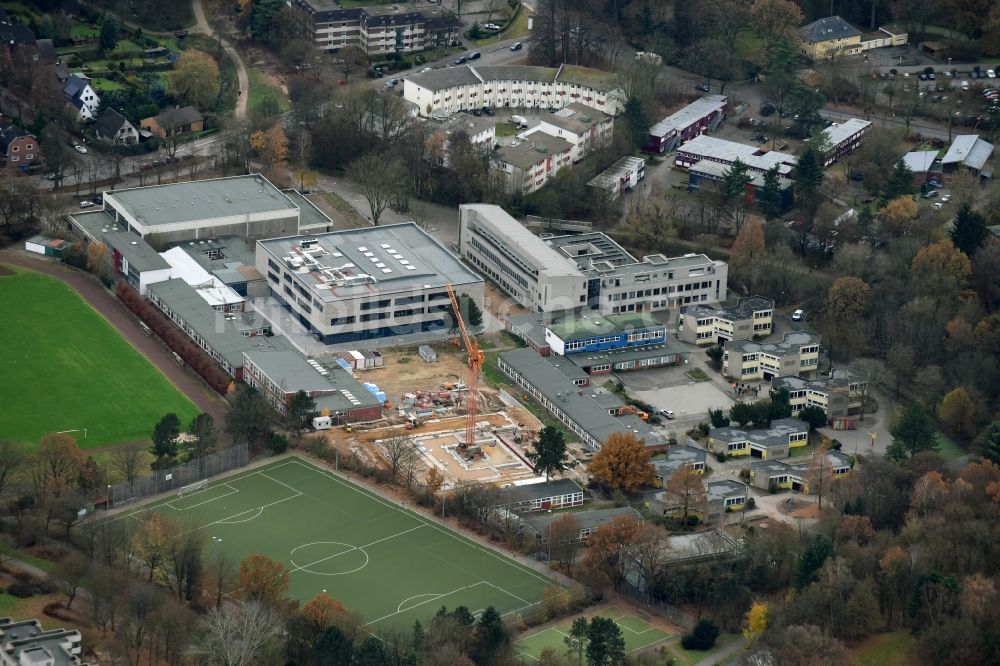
406, 265, 417, 270
381, 268, 393, 273
399, 260, 411, 265
364, 251, 374, 257
375, 262, 385, 268
331, 252, 343, 257
380, 243, 391, 249
357, 246, 368, 252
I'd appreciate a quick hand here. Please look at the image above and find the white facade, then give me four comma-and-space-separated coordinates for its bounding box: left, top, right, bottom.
492, 132, 574, 194
403, 64, 625, 118
588, 156, 645, 201
519, 103, 614, 162
459, 204, 587, 313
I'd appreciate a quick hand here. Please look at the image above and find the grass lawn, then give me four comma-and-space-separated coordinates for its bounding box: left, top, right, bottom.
0, 541, 56, 573
113, 457, 558, 631
247, 68, 288, 116
686, 367, 710, 382
70, 22, 100, 39
935, 430, 965, 461
666, 633, 741, 666
0, 268, 198, 448
495, 122, 518, 137
472, 5, 530, 47
734, 29, 764, 61
852, 631, 921, 666
515, 607, 673, 661
321, 192, 368, 226
90, 78, 126, 92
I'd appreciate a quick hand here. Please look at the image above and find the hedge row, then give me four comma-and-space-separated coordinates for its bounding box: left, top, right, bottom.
115, 281, 232, 394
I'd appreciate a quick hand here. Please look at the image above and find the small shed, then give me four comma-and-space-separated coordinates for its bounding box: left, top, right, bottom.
25, 235, 67, 257
419, 345, 437, 363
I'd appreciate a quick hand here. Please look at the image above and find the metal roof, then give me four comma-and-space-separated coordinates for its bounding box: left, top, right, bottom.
494, 478, 583, 505
711, 417, 809, 448
941, 135, 994, 171
588, 156, 645, 188
653, 444, 707, 477
900, 150, 940, 174
496, 131, 573, 169
105, 174, 296, 228
678, 135, 797, 174
821, 118, 871, 148
682, 296, 774, 322
258, 222, 481, 301
649, 95, 728, 139
242, 349, 382, 411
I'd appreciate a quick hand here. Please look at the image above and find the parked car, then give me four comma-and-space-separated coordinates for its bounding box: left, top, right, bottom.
468, 51, 481, 60
941, 194, 952, 203
454, 56, 467, 65
923, 189, 939, 198
510, 42, 523, 51
481, 106, 494, 116
73, 144, 87, 154
421, 67, 432, 73
989, 69, 997, 78
792, 309, 804, 321
695, 82, 710, 92
931, 202, 944, 209
78, 201, 94, 208
660, 409, 676, 419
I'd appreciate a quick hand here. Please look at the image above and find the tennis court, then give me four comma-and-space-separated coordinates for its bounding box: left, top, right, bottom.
515, 607, 673, 661
113, 456, 557, 631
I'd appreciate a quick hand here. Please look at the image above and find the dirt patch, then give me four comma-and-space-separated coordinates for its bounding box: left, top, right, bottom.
780, 497, 821, 519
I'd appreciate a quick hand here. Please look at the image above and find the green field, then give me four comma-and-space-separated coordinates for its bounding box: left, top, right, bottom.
0, 268, 198, 447
515, 607, 673, 661
113, 457, 556, 631
852, 631, 921, 666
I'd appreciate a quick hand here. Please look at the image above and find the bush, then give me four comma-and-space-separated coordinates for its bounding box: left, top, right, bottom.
715, 451, 727, 463
269, 433, 288, 454
681, 618, 720, 651
746, 497, 756, 509
7, 581, 35, 598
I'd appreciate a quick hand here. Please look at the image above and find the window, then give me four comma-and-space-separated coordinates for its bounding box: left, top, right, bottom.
330, 314, 356, 325
360, 299, 391, 311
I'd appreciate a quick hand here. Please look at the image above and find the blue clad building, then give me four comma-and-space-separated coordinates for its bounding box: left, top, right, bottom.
543, 313, 666, 355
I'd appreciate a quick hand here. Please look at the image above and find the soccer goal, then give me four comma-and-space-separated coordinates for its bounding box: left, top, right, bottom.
177, 479, 208, 497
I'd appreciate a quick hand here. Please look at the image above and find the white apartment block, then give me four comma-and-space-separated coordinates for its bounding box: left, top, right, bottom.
518, 102, 614, 162
723, 331, 821, 381
256, 223, 483, 345
404, 64, 624, 117
292, 1, 460, 55
459, 204, 728, 315
492, 131, 574, 194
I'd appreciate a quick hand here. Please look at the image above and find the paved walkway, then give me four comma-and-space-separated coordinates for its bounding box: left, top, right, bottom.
693, 635, 747, 666
192, 0, 249, 120
0, 251, 229, 429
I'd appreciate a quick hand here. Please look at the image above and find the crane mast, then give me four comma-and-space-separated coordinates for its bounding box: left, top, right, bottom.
446, 284, 483, 448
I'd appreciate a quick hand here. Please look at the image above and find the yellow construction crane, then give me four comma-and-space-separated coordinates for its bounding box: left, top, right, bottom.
446, 283, 483, 448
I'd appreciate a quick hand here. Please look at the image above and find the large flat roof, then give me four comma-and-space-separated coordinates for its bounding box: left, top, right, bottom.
461, 204, 584, 280
683, 296, 774, 322
494, 478, 583, 505
523, 507, 639, 535
497, 131, 573, 169
941, 135, 994, 171
821, 118, 871, 147
728, 331, 820, 356
678, 135, 796, 174
147, 279, 289, 369
711, 418, 808, 447
546, 312, 664, 340
649, 95, 728, 139
589, 156, 645, 188
258, 222, 481, 301
105, 174, 296, 228
242, 349, 381, 412
283, 189, 335, 231
565, 337, 691, 369
498, 348, 666, 448
542, 102, 611, 134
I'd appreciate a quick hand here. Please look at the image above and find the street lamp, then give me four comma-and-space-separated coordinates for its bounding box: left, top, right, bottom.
107, 484, 112, 510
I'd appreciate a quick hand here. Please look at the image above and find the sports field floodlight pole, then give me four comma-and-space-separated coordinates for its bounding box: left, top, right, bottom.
107, 484, 112, 510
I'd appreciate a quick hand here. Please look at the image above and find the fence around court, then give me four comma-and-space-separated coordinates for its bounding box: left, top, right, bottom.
106, 443, 249, 508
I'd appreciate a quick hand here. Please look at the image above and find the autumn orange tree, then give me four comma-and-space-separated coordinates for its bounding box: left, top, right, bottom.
938, 386, 980, 440
582, 515, 643, 591
729, 217, 765, 292
587, 432, 655, 491
302, 592, 347, 628
877, 195, 918, 237
910, 239, 972, 302
239, 554, 290, 606
663, 467, 708, 524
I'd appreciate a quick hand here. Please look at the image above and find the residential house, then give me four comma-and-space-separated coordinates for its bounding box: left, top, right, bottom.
63, 73, 100, 120
772, 368, 868, 422
678, 297, 774, 346
492, 130, 573, 194
491, 479, 585, 513
522, 507, 641, 543
94, 107, 139, 145
706, 418, 810, 460
519, 102, 613, 162
426, 112, 495, 166
797, 16, 907, 60
723, 331, 821, 381
653, 443, 707, 485
140, 105, 204, 139
749, 450, 853, 492
0, 120, 39, 172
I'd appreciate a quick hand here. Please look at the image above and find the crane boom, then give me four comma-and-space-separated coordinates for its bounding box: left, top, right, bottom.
446, 283, 483, 448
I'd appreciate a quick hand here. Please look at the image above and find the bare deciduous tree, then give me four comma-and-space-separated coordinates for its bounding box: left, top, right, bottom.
187, 600, 283, 666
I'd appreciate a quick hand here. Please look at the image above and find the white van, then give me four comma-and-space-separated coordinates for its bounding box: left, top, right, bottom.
510, 115, 528, 128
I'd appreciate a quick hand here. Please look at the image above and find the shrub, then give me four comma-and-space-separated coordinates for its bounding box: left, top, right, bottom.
746, 497, 756, 509
269, 433, 289, 454
715, 451, 727, 463
7, 581, 35, 598
681, 618, 720, 651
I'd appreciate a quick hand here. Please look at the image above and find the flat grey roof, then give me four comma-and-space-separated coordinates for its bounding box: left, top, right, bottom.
727, 331, 820, 356
649, 95, 728, 139
242, 349, 381, 412
71, 210, 172, 272
941, 135, 994, 170
169, 236, 262, 285
678, 135, 796, 173
772, 367, 862, 394
431, 113, 496, 138
507, 313, 550, 349
557, 65, 620, 92
589, 156, 645, 188
461, 204, 584, 279
283, 189, 335, 231
653, 444, 707, 476
494, 478, 583, 505
542, 102, 610, 134
683, 296, 774, 322
498, 348, 666, 448
147, 279, 289, 369
690, 160, 794, 188
661, 529, 739, 563
566, 337, 690, 369
406, 65, 482, 92
545, 232, 637, 267
258, 222, 481, 301
523, 506, 640, 535
712, 417, 808, 447
706, 479, 748, 502
105, 174, 295, 228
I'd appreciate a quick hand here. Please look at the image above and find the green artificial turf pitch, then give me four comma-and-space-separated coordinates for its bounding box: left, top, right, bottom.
515, 608, 673, 661
0, 268, 198, 447
112, 457, 557, 630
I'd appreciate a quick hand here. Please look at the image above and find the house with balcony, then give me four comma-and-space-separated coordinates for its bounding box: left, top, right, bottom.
492, 131, 573, 194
